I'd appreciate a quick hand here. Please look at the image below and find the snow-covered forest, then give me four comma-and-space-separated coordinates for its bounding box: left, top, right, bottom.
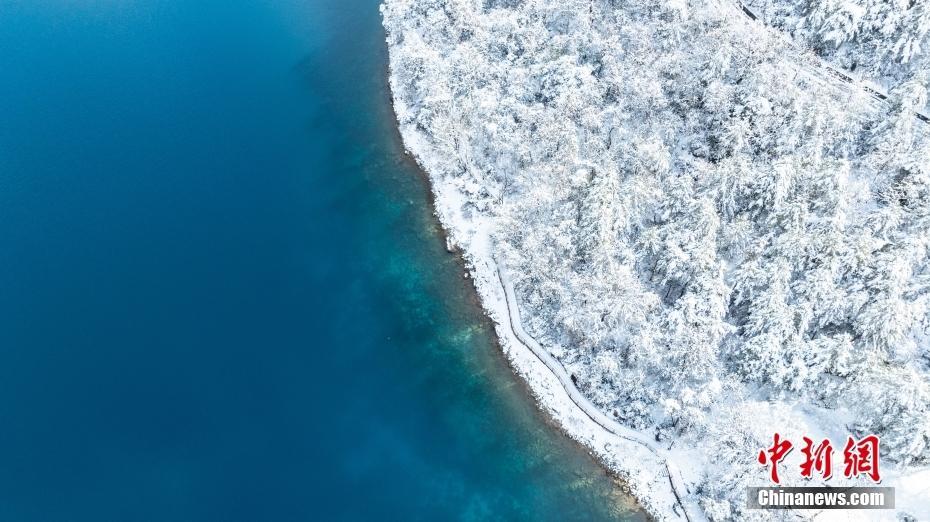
743, 0, 930, 88
382, 0, 930, 519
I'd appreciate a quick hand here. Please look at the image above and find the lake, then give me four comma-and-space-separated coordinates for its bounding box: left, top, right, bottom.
0, 0, 645, 519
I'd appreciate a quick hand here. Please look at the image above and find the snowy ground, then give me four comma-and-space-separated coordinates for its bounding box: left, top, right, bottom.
395, 158, 930, 521
382, 0, 930, 519
401, 159, 704, 521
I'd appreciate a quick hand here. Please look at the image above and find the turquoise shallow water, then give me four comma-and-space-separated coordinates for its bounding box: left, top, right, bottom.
0, 0, 645, 520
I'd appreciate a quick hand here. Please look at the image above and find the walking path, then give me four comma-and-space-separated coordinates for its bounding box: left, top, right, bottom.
492, 258, 705, 522
730, 0, 930, 123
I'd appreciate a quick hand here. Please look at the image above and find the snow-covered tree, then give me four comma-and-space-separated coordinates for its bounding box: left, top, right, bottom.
383, 0, 930, 516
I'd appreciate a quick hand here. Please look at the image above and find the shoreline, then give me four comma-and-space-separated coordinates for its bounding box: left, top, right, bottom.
378, 21, 696, 522
376, 3, 930, 520
375, 30, 635, 489
493, 260, 700, 522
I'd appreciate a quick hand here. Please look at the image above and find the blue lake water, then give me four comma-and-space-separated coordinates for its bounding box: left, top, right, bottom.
0, 0, 645, 520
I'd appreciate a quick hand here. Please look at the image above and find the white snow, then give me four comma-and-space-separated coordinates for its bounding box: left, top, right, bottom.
382, 0, 930, 519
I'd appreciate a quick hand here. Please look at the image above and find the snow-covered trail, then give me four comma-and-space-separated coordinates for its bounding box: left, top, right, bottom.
493, 258, 706, 522
727, 0, 930, 123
